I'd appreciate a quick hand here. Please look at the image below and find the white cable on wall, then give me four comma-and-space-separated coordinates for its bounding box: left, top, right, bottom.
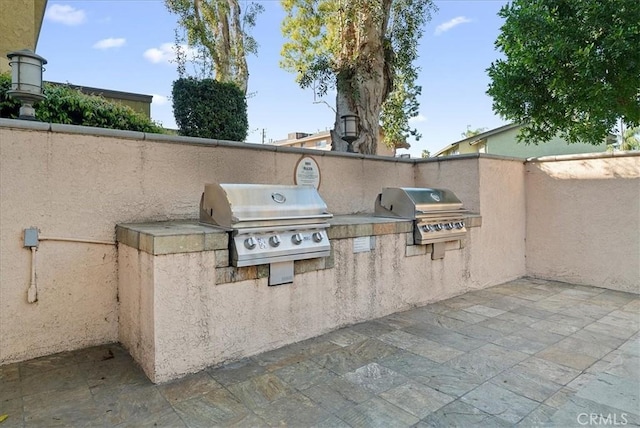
27, 247, 38, 303
24, 232, 116, 304
38, 236, 116, 246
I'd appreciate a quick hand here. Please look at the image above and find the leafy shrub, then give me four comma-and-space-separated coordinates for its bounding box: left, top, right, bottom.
0, 72, 165, 133
172, 77, 248, 141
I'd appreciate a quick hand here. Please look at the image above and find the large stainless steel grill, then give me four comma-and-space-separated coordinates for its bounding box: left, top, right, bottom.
200, 183, 332, 276
374, 187, 468, 246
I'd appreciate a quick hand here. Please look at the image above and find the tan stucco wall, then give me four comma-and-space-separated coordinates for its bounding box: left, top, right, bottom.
0, 0, 47, 73
1, 120, 636, 369
0, 122, 416, 364
526, 154, 640, 292
120, 227, 492, 383
416, 156, 527, 289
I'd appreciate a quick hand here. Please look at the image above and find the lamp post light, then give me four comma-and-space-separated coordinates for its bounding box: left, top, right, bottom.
340, 114, 359, 153
6, 49, 47, 120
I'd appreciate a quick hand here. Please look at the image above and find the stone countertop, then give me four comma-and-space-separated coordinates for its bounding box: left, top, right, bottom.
116, 213, 481, 255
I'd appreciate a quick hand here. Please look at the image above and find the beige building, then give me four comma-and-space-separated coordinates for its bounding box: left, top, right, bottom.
433, 123, 609, 158
273, 130, 396, 156
0, 0, 47, 73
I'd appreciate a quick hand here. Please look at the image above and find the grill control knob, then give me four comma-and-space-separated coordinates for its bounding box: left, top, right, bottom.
444, 223, 454, 230
434, 224, 443, 231
312, 232, 324, 243
244, 237, 257, 250
455, 221, 465, 229
291, 233, 303, 245
269, 235, 281, 247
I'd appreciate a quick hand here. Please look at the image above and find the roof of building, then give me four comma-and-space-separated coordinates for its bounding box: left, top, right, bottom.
272, 130, 331, 147
46, 81, 154, 103
432, 123, 519, 157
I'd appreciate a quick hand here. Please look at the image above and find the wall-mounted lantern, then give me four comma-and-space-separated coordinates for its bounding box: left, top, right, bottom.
6, 49, 47, 120
340, 114, 359, 152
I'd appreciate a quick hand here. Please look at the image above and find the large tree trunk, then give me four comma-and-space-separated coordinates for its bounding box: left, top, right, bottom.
216, 1, 231, 83
331, 0, 393, 155
229, 0, 248, 94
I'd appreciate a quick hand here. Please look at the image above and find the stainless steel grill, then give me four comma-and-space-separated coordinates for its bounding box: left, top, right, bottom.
374, 187, 468, 246
200, 184, 332, 282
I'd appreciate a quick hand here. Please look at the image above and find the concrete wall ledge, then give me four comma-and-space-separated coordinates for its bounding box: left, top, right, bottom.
116, 214, 482, 255
527, 150, 640, 162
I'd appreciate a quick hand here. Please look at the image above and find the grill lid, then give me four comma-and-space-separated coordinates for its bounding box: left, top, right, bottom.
375, 187, 463, 219
200, 183, 332, 229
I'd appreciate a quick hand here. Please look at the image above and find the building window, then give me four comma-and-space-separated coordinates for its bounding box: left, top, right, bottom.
316, 140, 327, 148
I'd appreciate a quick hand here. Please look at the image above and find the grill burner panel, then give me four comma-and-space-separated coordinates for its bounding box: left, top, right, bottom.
200, 183, 332, 268
232, 227, 329, 267
374, 187, 468, 245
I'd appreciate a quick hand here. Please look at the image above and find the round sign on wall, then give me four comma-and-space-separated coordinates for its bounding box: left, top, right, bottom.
294, 156, 321, 189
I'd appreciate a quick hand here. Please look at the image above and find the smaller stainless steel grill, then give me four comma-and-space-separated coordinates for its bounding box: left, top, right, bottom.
374, 187, 468, 247
200, 183, 332, 284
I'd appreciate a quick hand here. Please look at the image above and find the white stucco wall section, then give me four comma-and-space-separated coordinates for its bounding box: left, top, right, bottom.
525, 154, 640, 293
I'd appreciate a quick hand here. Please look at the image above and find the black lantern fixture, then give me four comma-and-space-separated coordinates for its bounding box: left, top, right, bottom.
340, 114, 359, 152
6, 49, 47, 120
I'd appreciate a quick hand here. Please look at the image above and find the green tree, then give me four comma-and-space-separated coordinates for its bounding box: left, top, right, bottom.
622, 125, 640, 151
172, 77, 248, 141
462, 125, 486, 138
281, 0, 436, 154
421, 149, 430, 158
487, 0, 640, 146
166, 0, 264, 94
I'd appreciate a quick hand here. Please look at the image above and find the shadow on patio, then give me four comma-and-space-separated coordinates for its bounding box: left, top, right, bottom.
1, 277, 638, 427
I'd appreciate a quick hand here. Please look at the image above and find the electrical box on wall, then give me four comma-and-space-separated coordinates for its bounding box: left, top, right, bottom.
24, 228, 39, 247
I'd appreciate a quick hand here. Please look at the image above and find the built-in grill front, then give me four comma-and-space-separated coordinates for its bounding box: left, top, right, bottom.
375, 187, 467, 256
200, 183, 332, 284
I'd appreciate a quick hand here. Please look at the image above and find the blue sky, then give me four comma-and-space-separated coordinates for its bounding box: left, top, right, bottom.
37, 0, 509, 157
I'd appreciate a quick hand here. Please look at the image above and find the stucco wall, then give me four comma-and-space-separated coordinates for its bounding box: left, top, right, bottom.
0, 121, 415, 364
120, 227, 491, 383
526, 154, 640, 292
1, 119, 635, 368
415, 156, 527, 289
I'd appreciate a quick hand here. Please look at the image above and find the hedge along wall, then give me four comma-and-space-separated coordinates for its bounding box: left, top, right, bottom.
0, 72, 164, 133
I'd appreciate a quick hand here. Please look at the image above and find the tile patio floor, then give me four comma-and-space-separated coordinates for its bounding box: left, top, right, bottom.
1, 278, 638, 427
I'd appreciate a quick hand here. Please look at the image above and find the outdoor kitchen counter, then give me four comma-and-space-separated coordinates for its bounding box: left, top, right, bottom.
115, 213, 483, 383
115, 213, 482, 255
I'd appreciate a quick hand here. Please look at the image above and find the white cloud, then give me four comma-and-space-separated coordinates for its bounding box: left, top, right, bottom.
409, 114, 427, 123
152, 94, 169, 106
144, 43, 197, 64
93, 38, 126, 50
435, 16, 472, 35
45, 4, 87, 26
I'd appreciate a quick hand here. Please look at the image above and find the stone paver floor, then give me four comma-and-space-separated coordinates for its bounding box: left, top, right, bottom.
1, 278, 638, 427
